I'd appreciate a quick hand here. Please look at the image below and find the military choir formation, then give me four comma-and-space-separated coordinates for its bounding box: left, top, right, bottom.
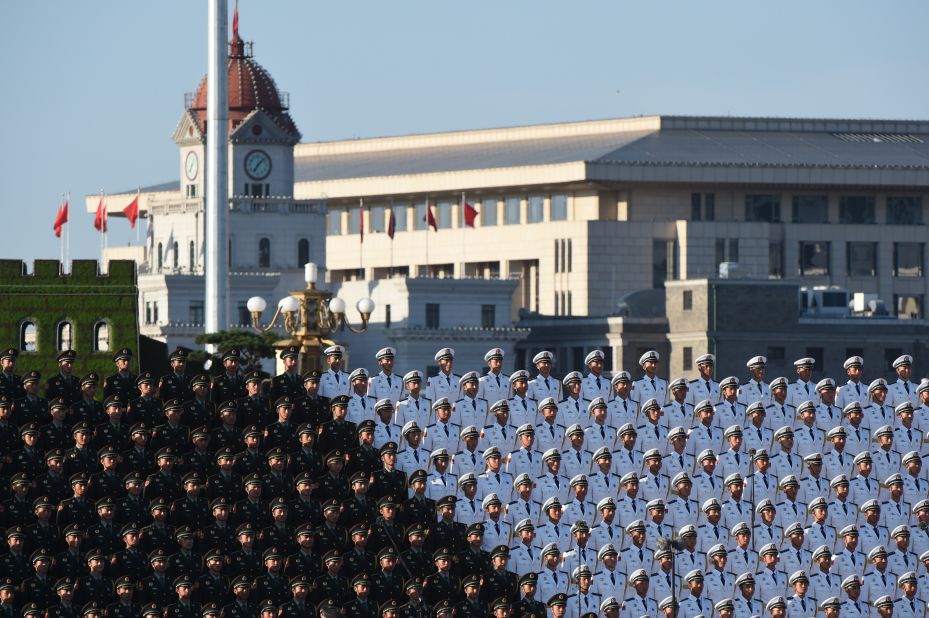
0, 343, 928, 618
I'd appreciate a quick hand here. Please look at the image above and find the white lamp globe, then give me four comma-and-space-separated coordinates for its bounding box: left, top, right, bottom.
328, 297, 346, 315
356, 297, 375, 315
278, 296, 300, 313
246, 296, 267, 313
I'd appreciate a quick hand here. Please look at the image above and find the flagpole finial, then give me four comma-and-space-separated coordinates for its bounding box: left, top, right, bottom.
233, 0, 240, 38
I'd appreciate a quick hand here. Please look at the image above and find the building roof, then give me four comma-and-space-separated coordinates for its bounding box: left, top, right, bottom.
294, 115, 929, 191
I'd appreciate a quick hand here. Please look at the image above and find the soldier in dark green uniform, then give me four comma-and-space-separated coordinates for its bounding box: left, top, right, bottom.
455, 574, 488, 618
93, 395, 129, 452
371, 547, 405, 605
286, 524, 323, 580
280, 573, 315, 618
46, 350, 81, 407
287, 423, 322, 478
144, 448, 183, 502
233, 473, 270, 531
70, 374, 104, 427
211, 348, 245, 407
368, 497, 408, 556
346, 419, 380, 476
480, 545, 518, 605
345, 572, 379, 618
140, 498, 175, 554
40, 398, 71, 452
164, 575, 201, 618
103, 348, 139, 402
340, 524, 375, 582
56, 473, 96, 530
314, 499, 348, 556
139, 549, 173, 606
426, 496, 466, 554
369, 442, 407, 504
295, 371, 329, 427
158, 348, 192, 403
13, 370, 48, 426
398, 577, 431, 618
317, 396, 356, 455
170, 472, 211, 530
316, 450, 350, 503
195, 549, 229, 606
127, 373, 160, 427
235, 372, 268, 430
150, 400, 189, 454
105, 575, 142, 618
9, 423, 45, 477
221, 576, 257, 618
263, 396, 297, 451
423, 548, 460, 607
0, 348, 24, 400
455, 523, 490, 578
270, 346, 303, 404
181, 375, 213, 431
402, 469, 435, 529
312, 550, 351, 606
64, 422, 97, 478
400, 523, 434, 579
228, 524, 262, 579
110, 523, 148, 583
341, 471, 378, 528
21, 549, 57, 609
120, 423, 155, 477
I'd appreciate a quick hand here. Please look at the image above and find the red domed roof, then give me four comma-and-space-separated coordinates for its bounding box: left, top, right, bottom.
189, 30, 298, 137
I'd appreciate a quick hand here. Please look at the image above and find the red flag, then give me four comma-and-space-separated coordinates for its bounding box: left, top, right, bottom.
123, 195, 139, 229
232, 2, 239, 37
53, 200, 69, 238
387, 208, 396, 239
94, 198, 108, 233
426, 206, 437, 231
359, 206, 364, 243
463, 202, 478, 228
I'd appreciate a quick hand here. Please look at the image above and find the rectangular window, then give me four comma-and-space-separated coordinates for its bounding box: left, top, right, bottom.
769, 241, 784, 278
348, 207, 360, 234
566, 240, 573, 272
895, 295, 923, 319
551, 194, 567, 221
528, 196, 544, 223
766, 346, 786, 362
326, 210, 341, 235
745, 194, 781, 222
799, 241, 831, 276
839, 196, 876, 224
806, 347, 824, 369
482, 198, 497, 226
728, 239, 740, 263
847, 242, 877, 277
653, 239, 669, 289
691, 193, 702, 221
715, 239, 726, 266
153, 302, 159, 324
385, 305, 391, 328
505, 197, 520, 225
437, 201, 452, 229
894, 243, 923, 277
885, 348, 903, 372
704, 193, 715, 220
792, 195, 829, 223
414, 202, 427, 231
392, 204, 407, 232
370, 205, 385, 233
425, 303, 440, 329
887, 196, 923, 225
554, 240, 560, 273
683, 290, 693, 311
237, 303, 249, 327
683, 347, 693, 371
481, 304, 495, 329
145, 302, 152, 325
567, 291, 573, 316
189, 301, 204, 325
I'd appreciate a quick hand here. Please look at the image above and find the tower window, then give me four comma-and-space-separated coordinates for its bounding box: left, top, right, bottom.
57, 321, 73, 351
259, 238, 271, 267
297, 239, 310, 266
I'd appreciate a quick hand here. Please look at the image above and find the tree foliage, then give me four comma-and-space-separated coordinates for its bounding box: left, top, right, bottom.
193, 329, 282, 369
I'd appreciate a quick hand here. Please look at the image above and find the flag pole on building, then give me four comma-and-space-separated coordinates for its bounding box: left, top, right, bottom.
387, 197, 395, 276
65, 192, 71, 272
359, 198, 364, 275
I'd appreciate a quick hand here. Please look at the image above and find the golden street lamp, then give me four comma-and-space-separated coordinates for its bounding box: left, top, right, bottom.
246, 262, 374, 372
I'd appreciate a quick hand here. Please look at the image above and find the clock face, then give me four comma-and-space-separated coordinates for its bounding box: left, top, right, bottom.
184, 151, 199, 180
244, 150, 271, 180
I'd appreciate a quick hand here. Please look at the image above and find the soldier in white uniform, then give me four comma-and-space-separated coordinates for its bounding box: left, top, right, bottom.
590, 497, 624, 551
480, 493, 512, 551
743, 402, 774, 455
770, 426, 803, 478
509, 518, 538, 576
687, 353, 721, 408
914, 380, 929, 433
644, 499, 675, 552
648, 547, 676, 606
368, 347, 403, 405
721, 474, 754, 531
563, 523, 598, 581
872, 425, 901, 483
636, 399, 668, 455
607, 371, 639, 429
785, 570, 815, 618
396, 421, 430, 473
677, 569, 714, 617
346, 368, 376, 424
767, 377, 796, 432
893, 571, 922, 618
704, 545, 735, 606
754, 544, 786, 603
826, 475, 858, 533
319, 345, 351, 399
559, 372, 590, 430
662, 378, 692, 430
508, 370, 538, 429
727, 523, 758, 579
587, 448, 620, 505
893, 403, 923, 454
902, 453, 927, 505
535, 397, 565, 456
746, 449, 778, 504
697, 499, 730, 553
733, 573, 762, 618
584, 398, 616, 454
739, 355, 772, 409
888, 354, 919, 409
839, 575, 869, 618
394, 370, 432, 429
536, 497, 572, 553
535, 448, 571, 505
507, 473, 542, 526
537, 543, 569, 603
425, 347, 460, 404
716, 376, 745, 431
506, 424, 539, 479
480, 400, 518, 457
619, 520, 652, 574
862, 545, 897, 605
454, 425, 484, 477
800, 452, 831, 509
754, 499, 784, 549
843, 402, 872, 456
455, 473, 484, 525
692, 450, 725, 506
794, 401, 826, 459
674, 525, 704, 579
561, 424, 592, 480
822, 427, 853, 481
591, 544, 626, 601
775, 475, 808, 529
476, 446, 513, 503
815, 378, 843, 433
620, 569, 656, 618
478, 348, 510, 406
832, 525, 865, 581
425, 449, 458, 499
633, 350, 668, 406
528, 351, 561, 403
786, 357, 816, 409
664, 426, 693, 480
836, 356, 869, 410
865, 378, 895, 431
718, 425, 752, 479
804, 496, 836, 552
639, 450, 669, 504
561, 475, 596, 528
581, 350, 611, 403
373, 398, 402, 448
779, 523, 811, 576
423, 398, 461, 453
887, 525, 918, 575
612, 423, 643, 477
858, 499, 889, 556
455, 372, 488, 430
616, 473, 648, 529
882, 474, 911, 533
665, 472, 700, 530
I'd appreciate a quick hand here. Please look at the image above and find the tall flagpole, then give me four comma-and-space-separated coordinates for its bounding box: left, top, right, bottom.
389, 197, 394, 276
65, 192, 70, 273
359, 197, 364, 276
461, 191, 466, 277
424, 195, 429, 277
59, 193, 65, 268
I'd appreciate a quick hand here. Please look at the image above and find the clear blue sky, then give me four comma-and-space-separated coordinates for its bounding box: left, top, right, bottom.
2, 1, 927, 263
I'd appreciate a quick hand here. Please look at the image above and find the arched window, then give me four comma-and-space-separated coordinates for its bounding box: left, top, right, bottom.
172, 241, 179, 270
93, 321, 110, 352
189, 241, 196, 272
57, 321, 73, 351
157, 242, 163, 270
259, 238, 271, 267
297, 239, 310, 266
19, 321, 36, 352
